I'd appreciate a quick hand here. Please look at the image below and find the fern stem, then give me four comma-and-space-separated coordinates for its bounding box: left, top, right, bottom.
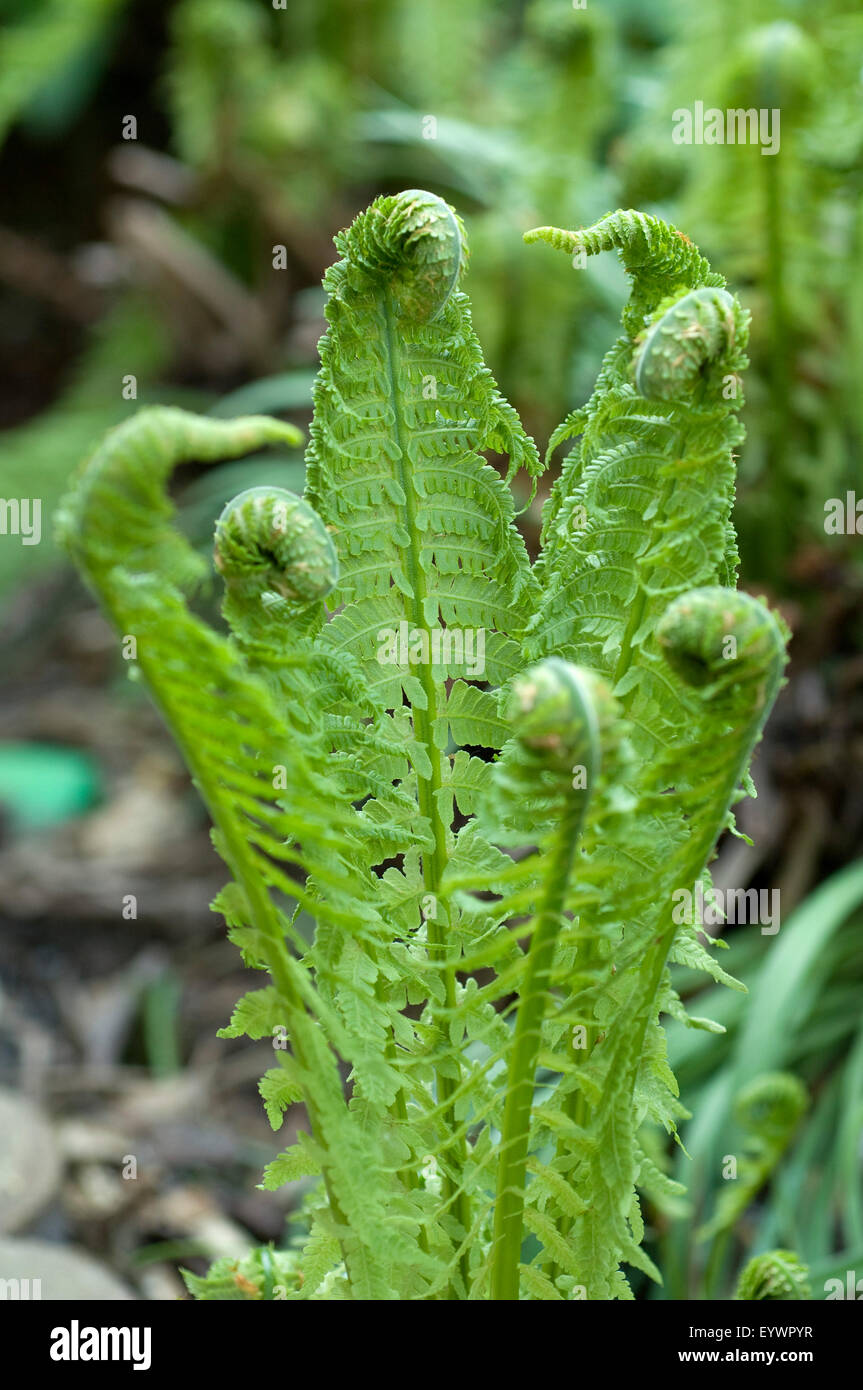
489, 795, 588, 1300
550, 465, 679, 1273
559, 593, 787, 1294
379, 971, 432, 1259
489, 667, 601, 1301
382, 290, 471, 1295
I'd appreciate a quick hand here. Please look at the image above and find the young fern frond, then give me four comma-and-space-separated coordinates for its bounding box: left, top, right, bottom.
698, 1071, 808, 1244
487, 660, 609, 1301
735, 1250, 812, 1303
58, 194, 789, 1301
524, 209, 748, 637
511, 212, 785, 1298
56, 408, 445, 1299
553, 589, 787, 1298
301, 187, 546, 1294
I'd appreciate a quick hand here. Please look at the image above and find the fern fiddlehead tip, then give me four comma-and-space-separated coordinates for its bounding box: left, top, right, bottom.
735, 1250, 811, 1302
502, 657, 612, 774
214, 486, 338, 605
734, 1071, 808, 1140
523, 211, 729, 345
656, 587, 786, 692
632, 286, 748, 401
341, 187, 465, 322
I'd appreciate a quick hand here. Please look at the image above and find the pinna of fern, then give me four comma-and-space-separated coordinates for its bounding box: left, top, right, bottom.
56, 191, 790, 1301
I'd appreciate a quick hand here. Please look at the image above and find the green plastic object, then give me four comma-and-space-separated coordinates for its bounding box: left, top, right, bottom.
0, 742, 102, 830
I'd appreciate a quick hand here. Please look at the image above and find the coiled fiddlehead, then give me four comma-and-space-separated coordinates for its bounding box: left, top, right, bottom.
339, 187, 465, 323
698, 1071, 807, 1248
633, 287, 741, 401
524, 210, 750, 682
56, 406, 304, 596
214, 486, 338, 605
657, 587, 788, 700
653, 590, 788, 864
485, 658, 617, 846
735, 1250, 811, 1302
733, 1072, 809, 1145
501, 657, 610, 776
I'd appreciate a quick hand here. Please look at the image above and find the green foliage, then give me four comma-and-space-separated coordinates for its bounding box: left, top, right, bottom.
58, 189, 788, 1299
620, 0, 863, 578
660, 859, 863, 1299
699, 1073, 808, 1242
735, 1250, 811, 1302
181, 1245, 303, 1301
8, 0, 859, 590
0, 0, 126, 145
0, 298, 170, 607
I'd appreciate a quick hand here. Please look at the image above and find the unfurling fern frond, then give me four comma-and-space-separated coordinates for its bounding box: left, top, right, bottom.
58, 193, 789, 1301
524, 208, 749, 653
699, 1072, 808, 1243
297, 188, 548, 1296
735, 1250, 811, 1302
527, 587, 787, 1299
306, 187, 540, 663
214, 486, 339, 606
56, 407, 444, 1300
507, 212, 783, 1298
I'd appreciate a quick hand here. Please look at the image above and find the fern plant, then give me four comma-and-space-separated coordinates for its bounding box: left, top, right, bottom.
57, 188, 789, 1300
620, 2, 863, 578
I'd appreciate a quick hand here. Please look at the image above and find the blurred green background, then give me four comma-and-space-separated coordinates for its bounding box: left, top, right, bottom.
0, 0, 862, 1300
